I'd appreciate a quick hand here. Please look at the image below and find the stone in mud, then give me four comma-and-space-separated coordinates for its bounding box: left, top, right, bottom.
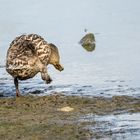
57, 106, 74, 112
79, 33, 96, 52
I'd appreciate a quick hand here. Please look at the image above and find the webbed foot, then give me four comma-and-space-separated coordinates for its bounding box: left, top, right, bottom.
46, 77, 52, 84
41, 72, 52, 84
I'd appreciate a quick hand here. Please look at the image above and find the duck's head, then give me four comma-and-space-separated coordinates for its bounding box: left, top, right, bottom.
49, 43, 64, 71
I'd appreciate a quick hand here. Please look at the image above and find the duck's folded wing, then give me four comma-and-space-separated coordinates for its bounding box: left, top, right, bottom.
21, 40, 36, 56
6, 40, 38, 69
8, 40, 36, 59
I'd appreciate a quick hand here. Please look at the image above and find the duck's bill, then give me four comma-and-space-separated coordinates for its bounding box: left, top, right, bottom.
54, 64, 64, 71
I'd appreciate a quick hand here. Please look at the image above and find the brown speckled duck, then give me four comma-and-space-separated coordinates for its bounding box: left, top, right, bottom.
6, 34, 64, 97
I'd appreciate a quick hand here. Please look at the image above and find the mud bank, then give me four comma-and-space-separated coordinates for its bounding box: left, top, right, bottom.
0, 94, 139, 140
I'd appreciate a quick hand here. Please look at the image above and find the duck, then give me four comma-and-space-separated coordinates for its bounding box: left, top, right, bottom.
6, 34, 64, 97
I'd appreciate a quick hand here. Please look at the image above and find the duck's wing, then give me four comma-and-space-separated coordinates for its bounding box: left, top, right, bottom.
7, 34, 51, 67
6, 39, 38, 70
21, 40, 36, 55
8, 40, 36, 59
26, 34, 51, 65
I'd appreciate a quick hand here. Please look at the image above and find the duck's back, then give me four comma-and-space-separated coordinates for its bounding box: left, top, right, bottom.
7, 36, 34, 65
6, 34, 51, 79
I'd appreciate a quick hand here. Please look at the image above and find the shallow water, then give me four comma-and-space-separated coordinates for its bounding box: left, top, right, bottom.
80, 113, 140, 139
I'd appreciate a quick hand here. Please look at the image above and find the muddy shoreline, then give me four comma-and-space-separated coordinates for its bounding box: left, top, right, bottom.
0, 94, 139, 140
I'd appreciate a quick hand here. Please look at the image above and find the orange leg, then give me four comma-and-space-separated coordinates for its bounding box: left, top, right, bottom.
14, 77, 20, 97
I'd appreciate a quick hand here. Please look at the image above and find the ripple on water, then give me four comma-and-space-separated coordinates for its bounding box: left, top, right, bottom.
0, 81, 140, 98
0, 69, 140, 98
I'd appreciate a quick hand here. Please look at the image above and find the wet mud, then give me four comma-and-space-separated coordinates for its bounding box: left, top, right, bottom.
0, 94, 139, 140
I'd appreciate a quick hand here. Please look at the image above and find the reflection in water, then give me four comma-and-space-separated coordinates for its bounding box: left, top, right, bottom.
79, 33, 96, 52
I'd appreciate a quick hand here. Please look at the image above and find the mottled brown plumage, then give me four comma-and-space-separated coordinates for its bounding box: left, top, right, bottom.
6, 34, 64, 97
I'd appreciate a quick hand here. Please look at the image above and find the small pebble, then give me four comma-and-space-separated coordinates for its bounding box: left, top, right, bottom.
57, 106, 74, 112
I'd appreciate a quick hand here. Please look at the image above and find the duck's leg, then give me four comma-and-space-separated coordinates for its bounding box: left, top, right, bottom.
41, 68, 52, 84
14, 77, 20, 97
